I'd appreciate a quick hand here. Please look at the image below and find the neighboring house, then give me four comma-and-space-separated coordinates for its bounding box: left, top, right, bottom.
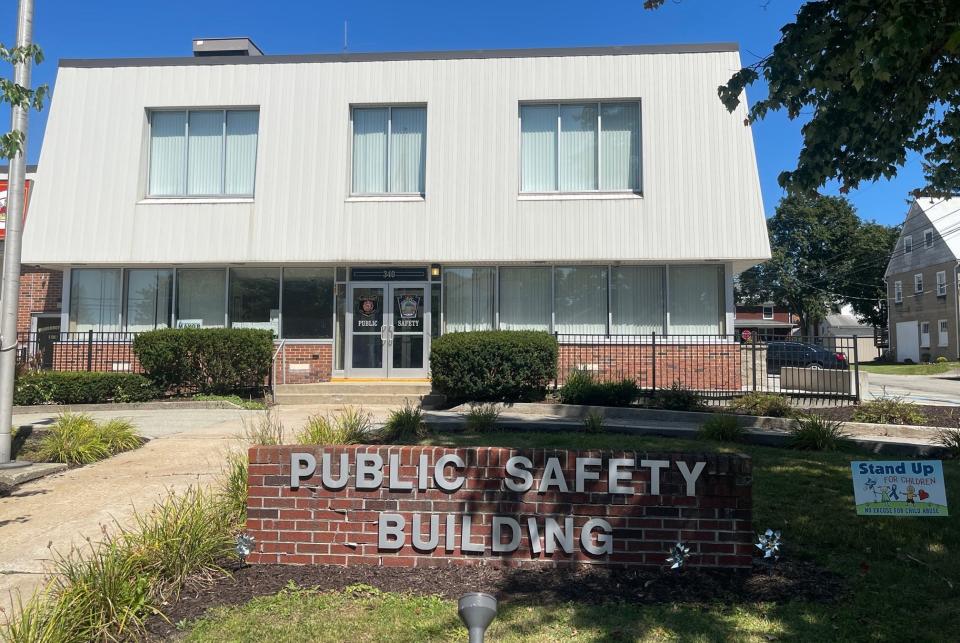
884, 197, 960, 362
734, 303, 798, 338
816, 304, 876, 363
21, 38, 770, 383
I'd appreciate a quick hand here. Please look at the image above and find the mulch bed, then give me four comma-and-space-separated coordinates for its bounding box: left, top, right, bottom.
813, 405, 958, 428
145, 559, 842, 638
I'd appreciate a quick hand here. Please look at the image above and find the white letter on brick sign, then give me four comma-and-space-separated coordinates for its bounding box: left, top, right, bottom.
412, 514, 440, 552
290, 452, 316, 489
580, 518, 613, 555
505, 456, 533, 492
538, 457, 569, 493
492, 516, 521, 552
378, 513, 406, 550
544, 516, 575, 554
575, 457, 602, 492
461, 515, 484, 552
389, 453, 413, 490
676, 461, 707, 496
608, 458, 635, 494
357, 453, 384, 489
434, 454, 465, 491
641, 459, 670, 495
321, 452, 348, 489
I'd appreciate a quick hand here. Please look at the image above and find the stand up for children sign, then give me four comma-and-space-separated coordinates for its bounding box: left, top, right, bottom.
851, 461, 949, 517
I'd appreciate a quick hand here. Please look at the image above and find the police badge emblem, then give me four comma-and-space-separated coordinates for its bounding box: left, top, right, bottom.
398, 295, 420, 319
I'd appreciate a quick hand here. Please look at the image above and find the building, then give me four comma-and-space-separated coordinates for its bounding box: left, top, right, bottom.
734, 303, 798, 339
21, 38, 770, 384
816, 304, 877, 363
884, 197, 960, 362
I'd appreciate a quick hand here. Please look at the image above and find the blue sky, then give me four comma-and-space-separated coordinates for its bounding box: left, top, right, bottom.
2, 0, 924, 226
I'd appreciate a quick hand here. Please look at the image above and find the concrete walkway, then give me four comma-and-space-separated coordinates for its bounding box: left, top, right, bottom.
867, 372, 960, 407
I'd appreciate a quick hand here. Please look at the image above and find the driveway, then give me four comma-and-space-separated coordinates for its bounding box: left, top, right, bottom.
866, 373, 960, 406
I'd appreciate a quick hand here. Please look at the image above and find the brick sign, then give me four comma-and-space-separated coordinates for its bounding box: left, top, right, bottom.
246, 445, 753, 569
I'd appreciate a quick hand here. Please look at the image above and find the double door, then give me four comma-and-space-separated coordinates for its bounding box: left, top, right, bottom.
346, 282, 429, 378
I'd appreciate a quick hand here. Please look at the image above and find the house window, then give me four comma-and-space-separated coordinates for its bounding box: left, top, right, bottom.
229, 268, 281, 335
148, 109, 259, 197
282, 268, 334, 339
499, 267, 552, 331
936, 271, 947, 296
915, 273, 924, 293
903, 235, 913, 254
938, 320, 949, 347
69, 269, 122, 332
894, 281, 903, 303
762, 305, 774, 320
443, 267, 495, 332
554, 266, 608, 334
351, 106, 426, 195
520, 102, 641, 193
125, 269, 172, 332
924, 228, 935, 249
610, 266, 664, 334
668, 265, 724, 335
176, 269, 226, 328
920, 321, 931, 348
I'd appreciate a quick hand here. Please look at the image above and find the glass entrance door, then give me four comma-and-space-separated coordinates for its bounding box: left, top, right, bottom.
346, 282, 429, 378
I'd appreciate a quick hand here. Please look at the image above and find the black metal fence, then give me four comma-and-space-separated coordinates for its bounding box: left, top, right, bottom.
15, 331, 143, 373
555, 331, 862, 406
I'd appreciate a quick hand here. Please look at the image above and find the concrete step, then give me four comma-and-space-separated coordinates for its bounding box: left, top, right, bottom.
274, 382, 432, 395
274, 392, 444, 407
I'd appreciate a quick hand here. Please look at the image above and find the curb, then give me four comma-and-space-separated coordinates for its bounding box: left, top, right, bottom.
12, 400, 250, 414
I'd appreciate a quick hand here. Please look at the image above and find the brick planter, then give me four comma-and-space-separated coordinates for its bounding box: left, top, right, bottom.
246, 445, 753, 569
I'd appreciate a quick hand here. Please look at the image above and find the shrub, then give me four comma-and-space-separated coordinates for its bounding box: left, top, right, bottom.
652, 382, 704, 411
698, 414, 745, 442
465, 403, 500, 433
380, 404, 426, 443
729, 392, 793, 417
852, 397, 927, 425
132, 328, 273, 395
297, 407, 371, 445
559, 371, 639, 407
789, 414, 850, 451
241, 410, 286, 445
429, 331, 557, 403
583, 410, 605, 434
218, 450, 249, 527
37, 413, 141, 465
934, 428, 960, 459
936, 356, 949, 364
13, 371, 159, 406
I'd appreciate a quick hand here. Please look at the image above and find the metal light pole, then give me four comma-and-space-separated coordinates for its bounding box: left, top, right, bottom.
0, 0, 35, 467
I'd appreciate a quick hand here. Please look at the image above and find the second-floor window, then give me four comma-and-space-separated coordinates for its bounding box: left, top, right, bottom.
148, 109, 259, 197
924, 228, 935, 249
903, 235, 913, 254
936, 271, 947, 296
762, 305, 774, 320
520, 102, 641, 193
894, 281, 903, 303
915, 273, 924, 293
351, 106, 427, 195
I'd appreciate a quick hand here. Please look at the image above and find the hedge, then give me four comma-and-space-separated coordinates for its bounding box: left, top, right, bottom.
132, 328, 273, 394
14, 372, 159, 405
429, 331, 557, 403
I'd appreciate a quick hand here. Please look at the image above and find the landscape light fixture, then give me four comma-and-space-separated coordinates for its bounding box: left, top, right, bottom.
458, 592, 497, 643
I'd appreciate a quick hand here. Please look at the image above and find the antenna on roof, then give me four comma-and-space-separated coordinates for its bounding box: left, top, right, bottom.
343, 20, 348, 52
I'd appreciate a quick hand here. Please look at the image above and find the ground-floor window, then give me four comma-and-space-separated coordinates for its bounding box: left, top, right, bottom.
443, 267, 495, 332
282, 267, 334, 339
69, 268, 122, 332
176, 268, 226, 328
229, 268, 281, 334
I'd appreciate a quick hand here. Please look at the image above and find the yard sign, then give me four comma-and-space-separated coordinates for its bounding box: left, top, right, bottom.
851, 461, 949, 517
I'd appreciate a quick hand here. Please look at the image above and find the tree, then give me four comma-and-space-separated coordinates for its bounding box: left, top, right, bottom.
645, 0, 960, 196
841, 221, 901, 327
736, 194, 859, 334
1, 43, 46, 158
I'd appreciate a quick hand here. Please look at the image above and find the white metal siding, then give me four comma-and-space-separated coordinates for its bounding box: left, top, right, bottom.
24, 50, 770, 266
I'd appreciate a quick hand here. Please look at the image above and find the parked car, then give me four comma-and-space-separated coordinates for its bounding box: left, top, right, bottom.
765, 341, 849, 374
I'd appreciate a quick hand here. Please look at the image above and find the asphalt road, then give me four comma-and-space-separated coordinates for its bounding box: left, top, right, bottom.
866, 373, 960, 406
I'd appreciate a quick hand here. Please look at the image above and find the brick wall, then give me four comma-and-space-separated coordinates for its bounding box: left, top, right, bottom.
273, 342, 333, 384
558, 342, 742, 391
16, 266, 63, 333
49, 341, 141, 372
247, 445, 753, 569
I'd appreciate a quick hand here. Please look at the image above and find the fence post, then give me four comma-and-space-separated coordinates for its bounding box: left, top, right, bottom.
86, 330, 94, 372
751, 331, 757, 392
651, 332, 657, 394
554, 332, 560, 390
852, 335, 861, 403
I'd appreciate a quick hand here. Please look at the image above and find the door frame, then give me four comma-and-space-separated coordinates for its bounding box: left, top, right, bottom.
345, 281, 431, 378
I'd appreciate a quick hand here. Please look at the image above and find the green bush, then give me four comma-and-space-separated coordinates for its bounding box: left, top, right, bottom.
789, 414, 850, 451
729, 392, 793, 417
429, 331, 557, 403
559, 371, 639, 407
852, 397, 927, 425
219, 450, 249, 527
36, 413, 142, 465
698, 414, 745, 442
465, 403, 500, 433
380, 404, 426, 443
652, 382, 704, 411
297, 407, 372, 445
583, 410, 605, 434
936, 356, 949, 364
132, 328, 273, 395
13, 371, 159, 405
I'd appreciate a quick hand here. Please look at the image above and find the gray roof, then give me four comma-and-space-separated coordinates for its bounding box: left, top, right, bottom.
59, 42, 740, 69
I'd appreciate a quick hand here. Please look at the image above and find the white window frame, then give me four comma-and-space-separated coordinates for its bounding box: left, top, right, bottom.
920, 321, 931, 348
936, 270, 947, 296
894, 281, 903, 303
903, 235, 913, 254
518, 100, 643, 195
924, 228, 935, 249
915, 273, 924, 293
938, 319, 949, 347
349, 104, 427, 197
762, 305, 774, 320
147, 108, 259, 199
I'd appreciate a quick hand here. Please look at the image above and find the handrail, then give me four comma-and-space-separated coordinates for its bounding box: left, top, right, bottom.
271, 339, 286, 404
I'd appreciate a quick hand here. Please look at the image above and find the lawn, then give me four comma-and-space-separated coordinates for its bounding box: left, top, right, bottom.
858, 361, 960, 375
185, 431, 960, 642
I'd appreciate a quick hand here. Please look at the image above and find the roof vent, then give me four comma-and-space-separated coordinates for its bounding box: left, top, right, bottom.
192, 37, 263, 57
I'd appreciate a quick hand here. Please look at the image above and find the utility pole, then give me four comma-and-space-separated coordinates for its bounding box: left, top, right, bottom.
0, 0, 36, 467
